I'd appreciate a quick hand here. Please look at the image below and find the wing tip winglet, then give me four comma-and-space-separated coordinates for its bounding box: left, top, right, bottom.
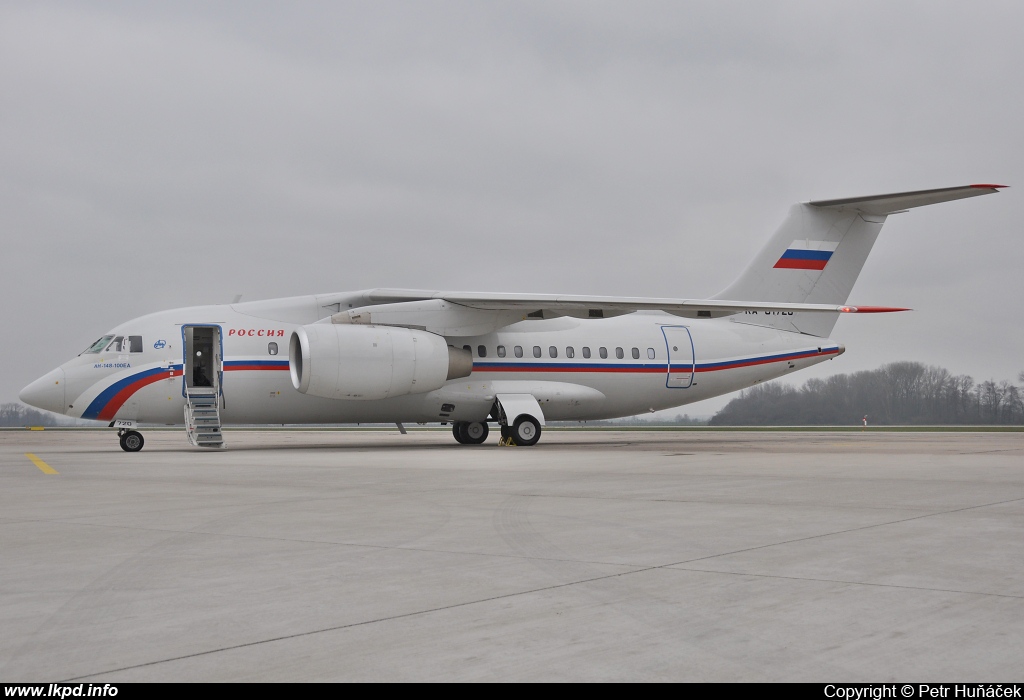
970, 184, 1008, 189
839, 306, 912, 313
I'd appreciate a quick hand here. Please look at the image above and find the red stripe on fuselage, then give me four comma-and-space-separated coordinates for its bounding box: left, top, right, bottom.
90, 363, 285, 421
91, 348, 838, 422
473, 349, 839, 376
97, 371, 172, 421
696, 349, 836, 371
478, 366, 665, 374
224, 364, 289, 371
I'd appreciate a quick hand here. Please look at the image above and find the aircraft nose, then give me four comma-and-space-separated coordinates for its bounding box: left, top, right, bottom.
19, 368, 67, 415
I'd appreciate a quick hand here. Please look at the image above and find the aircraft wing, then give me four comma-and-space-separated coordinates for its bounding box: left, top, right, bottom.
363, 289, 904, 316
329, 289, 907, 336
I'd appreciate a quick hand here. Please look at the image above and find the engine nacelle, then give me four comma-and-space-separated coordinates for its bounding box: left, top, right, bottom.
289, 324, 472, 400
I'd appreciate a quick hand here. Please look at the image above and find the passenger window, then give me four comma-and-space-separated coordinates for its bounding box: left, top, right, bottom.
514, 345, 524, 358
129, 336, 143, 353
647, 348, 656, 360
566, 347, 574, 359
268, 342, 278, 356
463, 344, 471, 353
549, 346, 558, 358
582, 347, 591, 359
497, 345, 506, 358
632, 347, 640, 359
105, 336, 125, 352
478, 345, 487, 358
599, 347, 608, 359
533, 346, 542, 358
615, 347, 624, 359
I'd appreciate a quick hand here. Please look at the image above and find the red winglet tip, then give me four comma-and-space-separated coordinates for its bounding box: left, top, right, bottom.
845, 306, 912, 313
970, 183, 1008, 189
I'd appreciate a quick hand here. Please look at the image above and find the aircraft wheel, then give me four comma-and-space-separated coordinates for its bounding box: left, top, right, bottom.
500, 424, 512, 440
511, 416, 541, 446
462, 421, 489, 445
452, 422, 467, 444
119, 430, 145, 452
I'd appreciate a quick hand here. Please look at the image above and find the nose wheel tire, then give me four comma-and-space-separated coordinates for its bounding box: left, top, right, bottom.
511, 416, 541, 446
119, 430, 144, 452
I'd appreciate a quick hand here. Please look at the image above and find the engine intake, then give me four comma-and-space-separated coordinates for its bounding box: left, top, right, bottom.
289, 325, 472, 400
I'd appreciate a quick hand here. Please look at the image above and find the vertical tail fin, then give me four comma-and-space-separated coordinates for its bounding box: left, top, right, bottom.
714, 185, 1005, 337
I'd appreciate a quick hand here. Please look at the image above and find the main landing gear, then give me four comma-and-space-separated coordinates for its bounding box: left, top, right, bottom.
118, 429, 145, 452
452, 421, 489, 445
451, 416, 541, 447
508, 415, 541, 446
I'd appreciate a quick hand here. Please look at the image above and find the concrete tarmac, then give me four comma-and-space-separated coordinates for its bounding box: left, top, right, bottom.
1, 429, 1022, 681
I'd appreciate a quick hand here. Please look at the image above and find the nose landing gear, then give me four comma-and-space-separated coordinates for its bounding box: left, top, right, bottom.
118, 429, 145, 452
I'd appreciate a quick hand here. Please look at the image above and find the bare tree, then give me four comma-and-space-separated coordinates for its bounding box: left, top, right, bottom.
711, 362, 1023, 426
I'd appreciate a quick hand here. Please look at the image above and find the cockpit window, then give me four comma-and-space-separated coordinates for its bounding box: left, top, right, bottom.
82, 336, 114, 354
105, 336, 125, 352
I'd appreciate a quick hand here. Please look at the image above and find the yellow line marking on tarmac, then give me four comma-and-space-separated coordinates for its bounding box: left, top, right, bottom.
25, 453, 58, 474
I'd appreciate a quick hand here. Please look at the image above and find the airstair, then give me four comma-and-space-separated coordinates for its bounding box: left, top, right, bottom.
185, 388, 224, 448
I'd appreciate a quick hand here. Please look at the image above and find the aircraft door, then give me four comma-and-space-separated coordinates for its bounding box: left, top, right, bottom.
662, 326, 695, 389
183, 326, 223, 394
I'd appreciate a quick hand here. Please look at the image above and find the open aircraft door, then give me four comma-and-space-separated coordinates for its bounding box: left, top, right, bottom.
662, 326, 695, 389
182, 325, 223, 397
181, 325, 226, 448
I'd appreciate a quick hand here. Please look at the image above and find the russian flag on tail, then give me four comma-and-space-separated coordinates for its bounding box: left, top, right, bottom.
774, 240, 839, 271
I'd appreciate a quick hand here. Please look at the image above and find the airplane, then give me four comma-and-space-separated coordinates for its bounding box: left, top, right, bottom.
20, 184, 1005, 452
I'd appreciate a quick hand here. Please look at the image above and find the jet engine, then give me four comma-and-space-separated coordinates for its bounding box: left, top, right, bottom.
289, 324, 472, 400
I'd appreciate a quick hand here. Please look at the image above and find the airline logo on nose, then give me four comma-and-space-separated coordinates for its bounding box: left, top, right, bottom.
774, 240, 839, 271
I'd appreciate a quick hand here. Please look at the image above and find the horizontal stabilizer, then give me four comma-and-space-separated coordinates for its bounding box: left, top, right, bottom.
809, 184, 1006, 216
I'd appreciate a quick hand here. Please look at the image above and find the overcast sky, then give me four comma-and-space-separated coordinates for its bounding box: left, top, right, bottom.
2, 1, 1022, 413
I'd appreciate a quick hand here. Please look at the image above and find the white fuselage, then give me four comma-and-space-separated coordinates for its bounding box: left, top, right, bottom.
38, 293, 842, 426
